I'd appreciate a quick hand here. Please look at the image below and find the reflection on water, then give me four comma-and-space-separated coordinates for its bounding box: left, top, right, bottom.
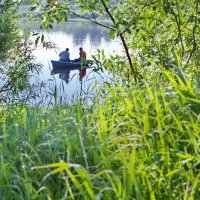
31, 21, 123, 104
36, 21, 111, 47
51, 66, 88, 84
59, 71, 70, 83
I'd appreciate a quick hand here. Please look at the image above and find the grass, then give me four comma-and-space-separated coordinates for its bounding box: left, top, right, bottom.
0, 68, 200, 199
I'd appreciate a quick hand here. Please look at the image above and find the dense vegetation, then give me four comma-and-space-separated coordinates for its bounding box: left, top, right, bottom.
0, 71, 199, 199
0, 0, 42, 103
0, 0, 200, 199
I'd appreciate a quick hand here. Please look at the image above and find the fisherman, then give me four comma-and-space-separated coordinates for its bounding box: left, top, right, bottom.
59, 48, 70, 61
79, 47, 87, 60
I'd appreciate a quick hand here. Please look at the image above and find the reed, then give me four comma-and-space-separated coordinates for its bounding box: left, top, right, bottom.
0, 68, 199, 199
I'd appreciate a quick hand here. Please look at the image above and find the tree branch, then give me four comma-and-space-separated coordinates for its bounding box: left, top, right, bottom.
69, 10, 116, 31
91, 11, 97, 23
166, 1, 185, 57
185, 1, 199, 66
100, 0, 137, 82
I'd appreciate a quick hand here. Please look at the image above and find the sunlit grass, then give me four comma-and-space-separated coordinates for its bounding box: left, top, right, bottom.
0, 68, 199, 199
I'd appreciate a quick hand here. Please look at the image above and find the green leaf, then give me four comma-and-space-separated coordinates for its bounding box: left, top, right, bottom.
35, 36, 40, 46
30, 7, 37, 11
41, 34, 44, 43
127, 28, 131, 34
109, 30, 115, 40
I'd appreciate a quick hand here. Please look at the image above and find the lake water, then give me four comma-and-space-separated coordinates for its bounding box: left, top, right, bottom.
31, 21, 123, 104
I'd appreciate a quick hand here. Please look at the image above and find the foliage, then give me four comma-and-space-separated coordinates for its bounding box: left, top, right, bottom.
0, 69, 199, 199
0, 0, 21, 61
0, 0, 42, 103
0, 0, 200, 199
126, 1, 200, 69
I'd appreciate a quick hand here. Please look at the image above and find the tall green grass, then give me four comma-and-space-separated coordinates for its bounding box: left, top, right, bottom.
0, 69, 199, 199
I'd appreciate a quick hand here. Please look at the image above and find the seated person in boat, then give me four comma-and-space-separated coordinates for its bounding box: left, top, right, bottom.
59, 48, 70, 61
79, 47, 87, 61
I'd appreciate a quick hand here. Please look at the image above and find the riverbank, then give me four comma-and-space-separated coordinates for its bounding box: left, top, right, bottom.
0, 69, 199, 199
18, 3, 111, 29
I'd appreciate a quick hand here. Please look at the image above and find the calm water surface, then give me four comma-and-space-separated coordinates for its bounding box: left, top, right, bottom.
32, 21, 123, 103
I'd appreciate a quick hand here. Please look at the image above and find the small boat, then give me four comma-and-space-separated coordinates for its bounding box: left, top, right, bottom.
51, 66, 88, 75
51, 59, 93, 70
